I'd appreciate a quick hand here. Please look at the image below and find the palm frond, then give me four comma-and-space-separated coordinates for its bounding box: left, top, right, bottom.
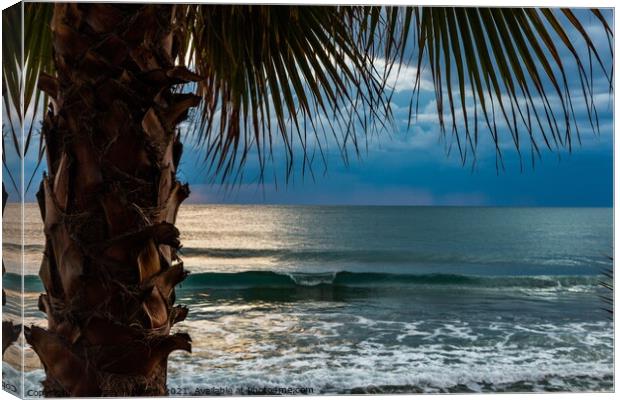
178, 5, 397, 182
23, 2, 53, 156
2, 2, 53, 192
7, 5, 613, 184
599, 257, 613, 319
407, 7, 613, 168
2, 3, 22, 160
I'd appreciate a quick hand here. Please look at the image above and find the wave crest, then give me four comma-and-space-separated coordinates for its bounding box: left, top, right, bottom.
179, 271, 599, 290
9, 271, 600, 293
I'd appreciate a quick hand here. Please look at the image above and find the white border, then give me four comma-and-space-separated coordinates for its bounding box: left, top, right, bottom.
0, 1, 617, 400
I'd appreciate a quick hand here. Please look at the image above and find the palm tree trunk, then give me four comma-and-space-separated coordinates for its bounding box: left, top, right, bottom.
25, 4, 200, 396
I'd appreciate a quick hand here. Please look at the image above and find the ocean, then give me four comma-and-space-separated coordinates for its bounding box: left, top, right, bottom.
2, 204, 614, 394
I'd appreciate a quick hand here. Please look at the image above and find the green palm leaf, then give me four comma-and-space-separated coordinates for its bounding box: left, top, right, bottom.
4, 5, 613, 182
2, 2, 54, 192
408, 7, 613, 168
179, 5, 394, 181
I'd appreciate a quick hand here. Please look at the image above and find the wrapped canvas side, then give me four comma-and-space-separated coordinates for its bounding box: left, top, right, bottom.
2, 2, 24, 398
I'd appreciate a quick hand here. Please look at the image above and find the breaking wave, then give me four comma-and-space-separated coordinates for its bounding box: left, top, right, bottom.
177, 270, 600, 291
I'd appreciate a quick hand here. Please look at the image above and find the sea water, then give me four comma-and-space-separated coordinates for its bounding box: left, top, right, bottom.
3, 205, 614, 394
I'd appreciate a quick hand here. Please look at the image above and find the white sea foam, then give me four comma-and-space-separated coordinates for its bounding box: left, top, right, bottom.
163, 306, 613, 394
13, 312, 614, 395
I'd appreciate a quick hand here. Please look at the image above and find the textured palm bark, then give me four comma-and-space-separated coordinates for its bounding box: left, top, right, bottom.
25, 4, 200, 396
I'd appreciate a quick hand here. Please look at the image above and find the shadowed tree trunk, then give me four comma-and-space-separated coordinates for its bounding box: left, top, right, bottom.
24, 4, 200, 396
